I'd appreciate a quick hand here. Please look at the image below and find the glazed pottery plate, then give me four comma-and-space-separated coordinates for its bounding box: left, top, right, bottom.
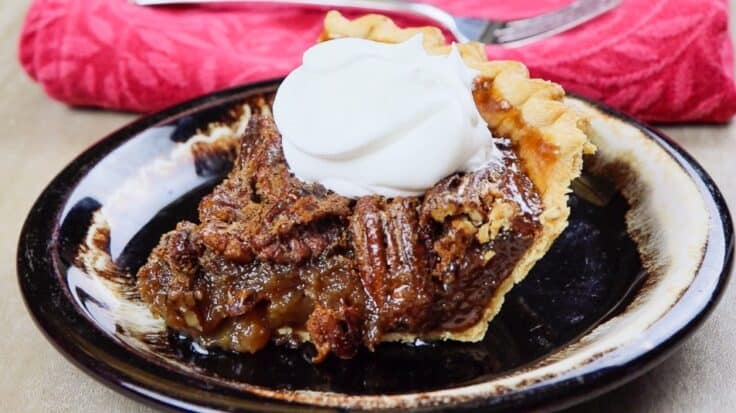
17, 79, 733, 412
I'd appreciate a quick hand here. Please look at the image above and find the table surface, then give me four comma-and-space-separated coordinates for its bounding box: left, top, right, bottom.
1, 1, 735, 412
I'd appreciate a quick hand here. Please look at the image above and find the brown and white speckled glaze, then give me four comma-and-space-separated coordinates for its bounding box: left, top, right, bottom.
17, 80, 732, 412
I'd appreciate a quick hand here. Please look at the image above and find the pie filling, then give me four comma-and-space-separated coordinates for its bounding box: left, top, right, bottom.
137, 114, 542, 362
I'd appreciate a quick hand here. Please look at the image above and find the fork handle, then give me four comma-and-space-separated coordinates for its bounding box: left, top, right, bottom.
135, 0, 466, 40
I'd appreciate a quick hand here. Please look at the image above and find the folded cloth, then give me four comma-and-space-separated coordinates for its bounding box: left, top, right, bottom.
18, 0, 736, 122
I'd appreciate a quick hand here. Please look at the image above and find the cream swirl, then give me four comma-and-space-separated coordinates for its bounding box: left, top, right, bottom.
273, 35, 499, 198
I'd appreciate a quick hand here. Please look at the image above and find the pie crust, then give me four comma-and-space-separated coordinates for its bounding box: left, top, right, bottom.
321, 11, 595, 342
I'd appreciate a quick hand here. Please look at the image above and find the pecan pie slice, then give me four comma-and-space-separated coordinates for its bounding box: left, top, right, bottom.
137, 12, 594, 361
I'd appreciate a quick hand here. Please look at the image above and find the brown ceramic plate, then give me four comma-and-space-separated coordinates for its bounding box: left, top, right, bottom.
17, 79, 733, 412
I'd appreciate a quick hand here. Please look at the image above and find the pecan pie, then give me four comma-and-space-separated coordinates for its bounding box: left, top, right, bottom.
137, 12, 594, 362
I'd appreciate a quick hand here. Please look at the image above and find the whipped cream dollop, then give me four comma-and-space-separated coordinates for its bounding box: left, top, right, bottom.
273, 35, 499, 198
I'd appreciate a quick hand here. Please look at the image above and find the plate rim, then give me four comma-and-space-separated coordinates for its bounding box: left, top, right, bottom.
16, 78, 734, 412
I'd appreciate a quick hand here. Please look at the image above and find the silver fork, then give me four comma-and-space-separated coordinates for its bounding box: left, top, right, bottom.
134, 0, 619, 46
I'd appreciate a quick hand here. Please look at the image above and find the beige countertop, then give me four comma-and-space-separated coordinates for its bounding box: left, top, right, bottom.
1, 1, 734, 411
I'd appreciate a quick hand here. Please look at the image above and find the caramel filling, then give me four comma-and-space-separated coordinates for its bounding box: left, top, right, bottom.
137, 115, 542, 362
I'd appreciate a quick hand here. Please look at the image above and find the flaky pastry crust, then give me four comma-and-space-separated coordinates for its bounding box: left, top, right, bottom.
319, 11, 595, 343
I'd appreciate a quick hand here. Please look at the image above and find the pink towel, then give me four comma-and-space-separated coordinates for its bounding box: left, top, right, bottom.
18, 0, 736, 122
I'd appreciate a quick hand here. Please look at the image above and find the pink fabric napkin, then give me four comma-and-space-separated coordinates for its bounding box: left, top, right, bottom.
18, 0, 736, 122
